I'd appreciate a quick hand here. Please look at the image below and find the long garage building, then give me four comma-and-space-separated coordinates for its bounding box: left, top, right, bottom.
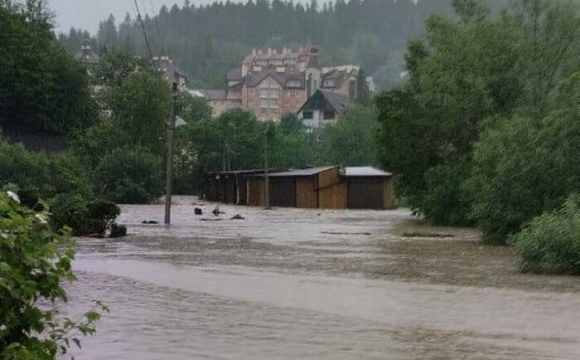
245, 166, 394, 210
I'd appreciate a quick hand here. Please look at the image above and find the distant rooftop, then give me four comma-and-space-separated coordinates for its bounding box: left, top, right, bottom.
75, 40, 100, 65
342, 167, 393, 177
189, 89, 226, 101
268, 166, 337, 177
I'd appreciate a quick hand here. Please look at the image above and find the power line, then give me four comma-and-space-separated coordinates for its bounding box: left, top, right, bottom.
132, 0, 153, 58
149, 0, 164, 52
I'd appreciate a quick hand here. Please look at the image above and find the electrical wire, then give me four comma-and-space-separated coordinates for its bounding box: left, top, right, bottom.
132, 0, 153, 58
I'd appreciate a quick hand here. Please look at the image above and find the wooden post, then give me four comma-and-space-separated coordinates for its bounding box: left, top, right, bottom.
264, 125, 271, 210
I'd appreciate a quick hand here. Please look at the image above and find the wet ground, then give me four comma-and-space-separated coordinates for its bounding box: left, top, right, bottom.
64, 197, 580, 359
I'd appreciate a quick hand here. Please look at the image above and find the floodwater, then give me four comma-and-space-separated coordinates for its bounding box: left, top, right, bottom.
63, 197, 580, 360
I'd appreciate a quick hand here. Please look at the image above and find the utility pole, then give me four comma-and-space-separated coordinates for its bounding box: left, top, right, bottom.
164, 82, 178, 224
264, 124, 271, 210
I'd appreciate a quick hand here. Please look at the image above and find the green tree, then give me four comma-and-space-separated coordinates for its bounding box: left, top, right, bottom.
279, 113, 304, 135
184, 109, 265, 190
0, 0, 98, 135
355, 68, 371, 105
271, 114, 313, 168
95, 147, 164, 204
467, 71, 580, 243
318, 105, 378, 166
0, 191, 107, 359
101, 71, 171, 155
376, 0, 580, 226
96, 14, 118, 52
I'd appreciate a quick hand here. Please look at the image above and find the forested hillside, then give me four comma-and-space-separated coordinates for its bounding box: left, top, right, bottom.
59, 0, 504, 89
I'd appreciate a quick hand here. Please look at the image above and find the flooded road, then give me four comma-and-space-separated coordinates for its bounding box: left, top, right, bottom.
64, 197, 580, 359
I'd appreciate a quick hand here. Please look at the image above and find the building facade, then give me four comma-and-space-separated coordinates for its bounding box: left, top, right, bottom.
201, 44, 361, 121
297, 89, 351, 130
152, 56, 187, 89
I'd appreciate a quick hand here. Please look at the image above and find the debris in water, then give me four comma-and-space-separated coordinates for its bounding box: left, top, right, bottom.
194, 208, 203, 215
402, 231, 454, 238
231, 214, 245, 220
142, 220, 159, 224
110, 223, 127, 238
88, 233, 106, 239
213, 206, 224, 216
322, 231, 371, 236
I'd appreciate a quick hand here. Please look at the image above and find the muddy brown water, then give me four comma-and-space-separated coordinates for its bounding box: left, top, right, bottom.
63, 197, 580, 360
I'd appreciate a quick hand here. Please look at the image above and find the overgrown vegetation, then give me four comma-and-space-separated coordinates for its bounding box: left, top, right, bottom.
0, 192, 108, 359
376, 0, 580, 273
95, 147, 164, 204
509, 195, 580, 275
0, 0, 98, 135
59, 0, 506, 90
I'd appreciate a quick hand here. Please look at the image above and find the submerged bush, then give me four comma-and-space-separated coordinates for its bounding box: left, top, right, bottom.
509, 195, 580, 275
50, 195, 120, 236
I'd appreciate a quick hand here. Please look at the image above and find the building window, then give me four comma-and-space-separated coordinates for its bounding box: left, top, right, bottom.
261, 99, 278, 109
323, 110, 335, 119
303, 111, 314, 120
287, 80, 301, 88
259, 77, 280, 109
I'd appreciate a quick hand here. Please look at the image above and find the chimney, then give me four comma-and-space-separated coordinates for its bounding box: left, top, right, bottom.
252, 48, 256, 56
267, 48, 272, 56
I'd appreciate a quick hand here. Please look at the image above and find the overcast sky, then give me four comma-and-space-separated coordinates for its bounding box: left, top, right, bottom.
46, 0, 328, 34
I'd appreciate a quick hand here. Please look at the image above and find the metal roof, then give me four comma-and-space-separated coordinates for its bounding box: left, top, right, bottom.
342, 167, 393, 177
299, 89, 351, 114
244, 68, 304, 88
268, 166, 337, 177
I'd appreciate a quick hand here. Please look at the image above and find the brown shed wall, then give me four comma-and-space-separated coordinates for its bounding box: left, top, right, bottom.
270, 178, 296, 207
247, 178, 266, 207
317, 167, 340, 189
208, 179, 218, 202
318, 182, 347, 209
383, 177, 395, 209
296, 178, 318, 208
347, 178, 385, 209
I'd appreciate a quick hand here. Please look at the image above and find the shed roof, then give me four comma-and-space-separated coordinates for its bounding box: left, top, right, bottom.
268, 166, 337, 177
342, 167, 393, 177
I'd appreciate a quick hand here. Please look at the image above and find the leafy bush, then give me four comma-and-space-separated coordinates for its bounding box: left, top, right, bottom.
509, 195, 580, 275
95, 147, 163, 204
468, 101, 580, 244
0, 192, 107, 359
0, 139, 94, 200
0, 139, 46, 191
38, 151, 94, 200
50, 195, 120, 236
